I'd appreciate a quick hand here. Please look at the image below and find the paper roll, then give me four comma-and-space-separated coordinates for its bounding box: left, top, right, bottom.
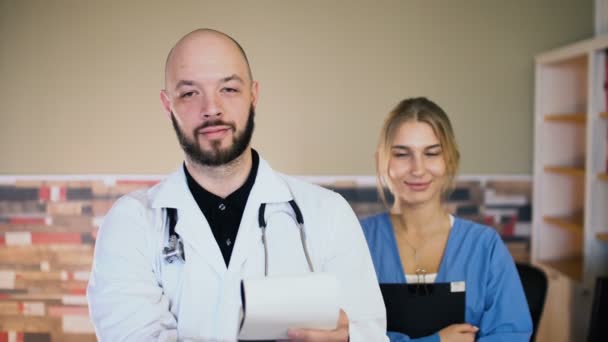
238, 273, 340, 340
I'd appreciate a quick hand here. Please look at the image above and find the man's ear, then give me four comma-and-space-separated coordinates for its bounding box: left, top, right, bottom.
160, 90, 172, 119
250, 81, 259, 107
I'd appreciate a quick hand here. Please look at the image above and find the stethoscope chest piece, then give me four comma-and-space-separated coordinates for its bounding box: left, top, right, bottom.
163, 234, 185, 263
163, 207, 185, 263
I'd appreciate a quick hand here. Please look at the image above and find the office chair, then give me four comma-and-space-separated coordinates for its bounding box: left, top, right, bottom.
516, 262, 548, 342
587, 276, 608, 342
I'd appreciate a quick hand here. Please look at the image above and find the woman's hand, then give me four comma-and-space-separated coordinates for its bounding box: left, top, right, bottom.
438, 323, 478, 342
285, 309, 349, 341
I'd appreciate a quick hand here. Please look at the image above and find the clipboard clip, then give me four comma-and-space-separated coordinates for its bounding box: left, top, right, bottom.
408, 269, 433, 296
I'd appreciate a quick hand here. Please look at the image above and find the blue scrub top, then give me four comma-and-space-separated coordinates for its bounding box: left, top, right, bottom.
360, 213, 532, 342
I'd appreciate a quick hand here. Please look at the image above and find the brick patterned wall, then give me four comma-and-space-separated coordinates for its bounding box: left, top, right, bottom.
0, 175, 531, 341
0, 178, 159, 342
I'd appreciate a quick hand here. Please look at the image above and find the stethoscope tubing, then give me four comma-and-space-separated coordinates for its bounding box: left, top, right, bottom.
258, 200, 314, 276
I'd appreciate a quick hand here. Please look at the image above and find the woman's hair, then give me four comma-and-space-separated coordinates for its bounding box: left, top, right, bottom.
376, 97, 460, 207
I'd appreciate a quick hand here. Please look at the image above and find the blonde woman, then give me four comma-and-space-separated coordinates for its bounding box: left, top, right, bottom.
361, 97, 532, 342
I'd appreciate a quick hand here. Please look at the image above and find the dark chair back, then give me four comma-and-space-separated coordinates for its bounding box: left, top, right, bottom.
588, 276, 608, 342
516, 262, 548, 342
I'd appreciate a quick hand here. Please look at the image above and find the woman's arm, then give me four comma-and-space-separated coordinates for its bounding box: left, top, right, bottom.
476, 233, 533, 341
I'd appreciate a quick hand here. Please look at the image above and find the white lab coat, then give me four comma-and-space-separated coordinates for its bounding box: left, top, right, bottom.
87, 157, 387, 341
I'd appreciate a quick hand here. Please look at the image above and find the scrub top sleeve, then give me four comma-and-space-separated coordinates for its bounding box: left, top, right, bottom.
322, 194, 388, 342
87, 196, 178, 342
476, 232, 532, 342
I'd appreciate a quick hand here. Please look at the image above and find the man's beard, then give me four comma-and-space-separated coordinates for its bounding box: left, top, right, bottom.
171, 105, 255, 167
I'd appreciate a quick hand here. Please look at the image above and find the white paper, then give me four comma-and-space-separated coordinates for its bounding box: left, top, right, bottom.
238, 273, 340, 340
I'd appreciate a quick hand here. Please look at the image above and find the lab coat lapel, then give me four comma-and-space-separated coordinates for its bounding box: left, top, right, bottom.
227, 158, 292, 274
151, 167, 226, 276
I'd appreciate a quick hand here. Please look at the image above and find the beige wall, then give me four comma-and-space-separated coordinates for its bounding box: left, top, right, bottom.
0, 0, 593, 175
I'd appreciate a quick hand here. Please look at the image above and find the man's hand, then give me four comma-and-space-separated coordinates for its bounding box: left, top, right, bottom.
438, 323, 478, 342
285, 309, 349, 342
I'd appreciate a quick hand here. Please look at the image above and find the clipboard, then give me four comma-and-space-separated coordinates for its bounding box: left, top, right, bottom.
379, 281, 466, 338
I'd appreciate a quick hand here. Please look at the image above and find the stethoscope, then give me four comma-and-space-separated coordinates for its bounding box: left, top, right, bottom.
162, 207, 183, 263
162, 199, 315, 276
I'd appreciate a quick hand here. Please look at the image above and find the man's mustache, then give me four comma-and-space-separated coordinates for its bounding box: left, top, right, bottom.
195, 120, 236, 133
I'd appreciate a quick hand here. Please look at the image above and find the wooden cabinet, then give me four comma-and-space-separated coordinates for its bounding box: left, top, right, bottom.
533, 34, 608, 340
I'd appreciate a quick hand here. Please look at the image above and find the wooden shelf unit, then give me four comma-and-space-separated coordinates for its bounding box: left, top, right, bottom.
531, 35, 608, 341
533, 34, 608, 340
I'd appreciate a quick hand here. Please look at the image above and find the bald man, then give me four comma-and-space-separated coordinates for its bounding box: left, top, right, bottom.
87, 29, 386, 342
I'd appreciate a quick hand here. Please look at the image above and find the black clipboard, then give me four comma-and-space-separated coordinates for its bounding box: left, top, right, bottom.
380, 282, 465, 338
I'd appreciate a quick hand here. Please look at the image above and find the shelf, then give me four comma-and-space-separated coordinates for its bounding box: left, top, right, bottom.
539, 257, 583, 281
544, 166, 585, 177
599, 173, 608, 181
598, 233, 608, 242
543, 215, 584, 234
600, 112, 608, 119
544, 113, 586, 123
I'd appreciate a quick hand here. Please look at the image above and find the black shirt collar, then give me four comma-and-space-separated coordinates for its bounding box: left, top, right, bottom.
184, 149, 260, 213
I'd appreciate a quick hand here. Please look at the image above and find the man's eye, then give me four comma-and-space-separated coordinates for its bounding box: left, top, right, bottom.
180, 92, 195, 98
222, 87, 239, 93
